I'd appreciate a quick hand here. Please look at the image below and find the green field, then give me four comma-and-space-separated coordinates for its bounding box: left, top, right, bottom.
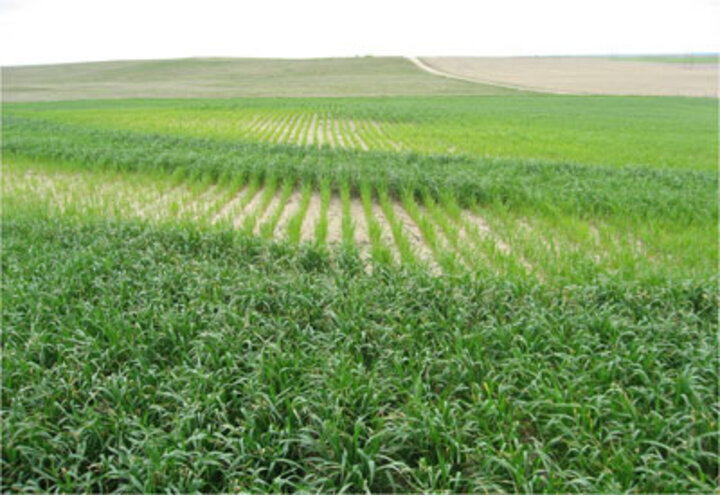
8, 95, 716, 169
2, 58, 718, 492
2, 57, 511, 102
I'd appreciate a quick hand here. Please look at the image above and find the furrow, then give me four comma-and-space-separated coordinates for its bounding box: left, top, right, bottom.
325, 194, 344, 245
315, 114, 325, 146
369, 201, 398, 262
255, 187, 285, 235
178, 185, 217, 219
232, 187, 265, 228
334, 116, 346, 148
349, 196, 370, 248
349, 119, 369, 151
300, 191, 322, 242
289, 114, 307, 145
325, 114, 336, 149
393, 203, 439, 268
211, 186, 248, 225
278, 113, 301, 144
306, 114, 318, 146
275, 189, 303, 238
269, 113, 293, 143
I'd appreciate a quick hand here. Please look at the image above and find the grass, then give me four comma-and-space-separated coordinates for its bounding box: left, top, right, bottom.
2, 208, 717, 492
3, 57, 512, 102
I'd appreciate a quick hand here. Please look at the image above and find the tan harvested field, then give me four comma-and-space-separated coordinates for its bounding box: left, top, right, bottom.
417, 57, 719, 97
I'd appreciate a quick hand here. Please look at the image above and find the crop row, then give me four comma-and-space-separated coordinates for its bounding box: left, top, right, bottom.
235, 111, 401, 151
4, 116, 715, 226
5, 161, 711, 284
6, 95, 717, 170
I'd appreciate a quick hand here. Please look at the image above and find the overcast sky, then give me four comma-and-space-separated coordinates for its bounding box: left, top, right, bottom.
1, 0, 718, 66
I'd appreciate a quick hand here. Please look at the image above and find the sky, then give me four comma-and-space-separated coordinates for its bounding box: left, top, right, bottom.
1, 0, 718, 66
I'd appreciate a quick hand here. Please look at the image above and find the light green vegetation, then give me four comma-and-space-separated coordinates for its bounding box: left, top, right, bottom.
2, 57, 513, 102
2, 88, 718, 491
6, 95, 716, 169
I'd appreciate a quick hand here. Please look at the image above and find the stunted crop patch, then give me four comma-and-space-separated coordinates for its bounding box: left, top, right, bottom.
4, 161, 710, 283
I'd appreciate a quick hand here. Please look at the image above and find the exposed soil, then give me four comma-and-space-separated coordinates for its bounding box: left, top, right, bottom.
8, 167, 559, 275
300, 192, 322, 241
326, 194, 344, 244
417, 57, 718, 97
275, 189, 303, 236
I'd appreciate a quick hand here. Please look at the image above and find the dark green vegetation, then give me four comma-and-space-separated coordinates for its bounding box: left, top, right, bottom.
2, 57, 511, 102
2, 209, 717, 492
2, 70, 718, 492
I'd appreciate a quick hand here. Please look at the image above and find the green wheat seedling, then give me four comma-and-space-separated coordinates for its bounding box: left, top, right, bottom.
339, 178, 355, 247
243, 174, 279, 234
314, 178, 332, 245
376, 185, 417, 266
259, 177, 295, 239
401, 189, 458, 274
199, 174, 247, 226
360, 180, 392, 264
286, 180, 313, 244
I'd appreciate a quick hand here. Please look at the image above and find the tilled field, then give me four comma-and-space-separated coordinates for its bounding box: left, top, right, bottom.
417, 57, 719, 97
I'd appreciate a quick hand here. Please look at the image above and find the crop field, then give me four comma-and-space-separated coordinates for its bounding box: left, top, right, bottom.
2, 59, 718, 492
419, 57, 719, 97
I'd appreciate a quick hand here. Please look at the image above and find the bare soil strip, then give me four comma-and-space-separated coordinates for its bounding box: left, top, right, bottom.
348, 119, 369, 151
349, 196, 370, 248
232, 187, 265, 228
211, 187, 248, 224
306, 114, 318, 146
275, 189, 304, 236
315, 114, 324, 146
177, 185, 217, 219
269, 114, 293, 143
255, 189, 285, 234
252, 114, 276, 138
326, 194, 344, 244
369, 201, 399, 261
392, 203, 437, 266
333, 117, 346, 148
288, 114, 306, 145
300, 192, 322, 242
325, 114, 335, 149
276, 114, 297, 143
297, 114, 311, 146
